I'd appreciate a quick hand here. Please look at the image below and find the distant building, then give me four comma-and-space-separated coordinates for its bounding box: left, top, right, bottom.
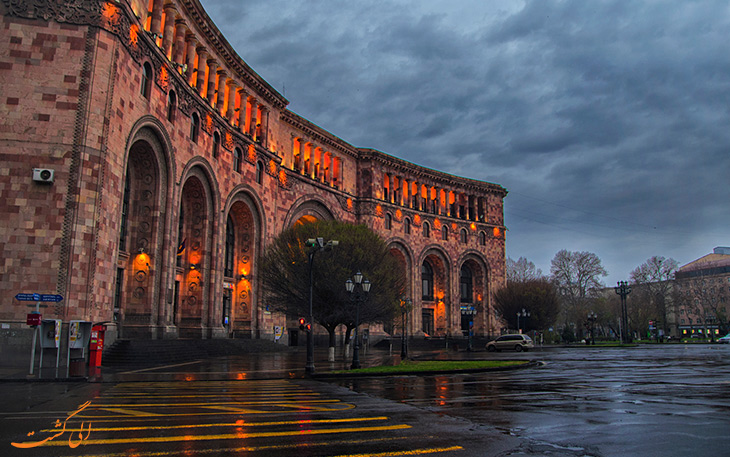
674, 247, 730, 338
0, 0, 507, 355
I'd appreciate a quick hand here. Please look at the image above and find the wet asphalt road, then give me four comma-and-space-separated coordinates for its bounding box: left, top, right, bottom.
333, 345, 730, 457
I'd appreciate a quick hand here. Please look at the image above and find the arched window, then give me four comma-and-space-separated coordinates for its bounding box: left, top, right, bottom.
441, 226, 448, 241
256, 161, 264, 184
224, 216, 235, 277
167, 90, 176, 123
423, 222, 430, 238
141, 62, 152, 99
404, 217, 411, 235
233, 147, 242, 173
422, 261, 434, 301
190, 113, 199, 143
119, 172, 130, 251
460, 228, 468, 244
460, 265, 473, 303
213, 131, 220, 158
385, 213, 392, 230
176, 204, 184, 268
479, 231, 486, 246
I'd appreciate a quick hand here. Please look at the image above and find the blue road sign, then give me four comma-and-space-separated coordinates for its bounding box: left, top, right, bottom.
15, 293, 63, 302
40, 294, 63, 302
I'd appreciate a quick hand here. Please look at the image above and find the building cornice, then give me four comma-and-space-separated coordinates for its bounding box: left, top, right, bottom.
358, 148, 508, 197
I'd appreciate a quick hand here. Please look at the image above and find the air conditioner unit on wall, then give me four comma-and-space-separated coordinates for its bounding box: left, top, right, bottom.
32, 168, 54, 183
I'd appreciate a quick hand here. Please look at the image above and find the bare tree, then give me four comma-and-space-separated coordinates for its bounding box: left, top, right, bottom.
507, 257, 544, 282
629, 256, 679, 336
550, 250, 608, 331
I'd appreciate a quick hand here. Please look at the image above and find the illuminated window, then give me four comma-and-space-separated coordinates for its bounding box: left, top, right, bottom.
141, 62, 152, 98
422, 261, 434, 301
167, 90, 176, 123
385, 213, 392, 230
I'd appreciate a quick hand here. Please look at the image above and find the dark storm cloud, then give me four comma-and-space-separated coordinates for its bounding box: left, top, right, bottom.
202, 0, 730, 282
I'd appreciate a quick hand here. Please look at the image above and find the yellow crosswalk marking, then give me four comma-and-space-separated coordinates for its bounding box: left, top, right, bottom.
40, 424, 412, 447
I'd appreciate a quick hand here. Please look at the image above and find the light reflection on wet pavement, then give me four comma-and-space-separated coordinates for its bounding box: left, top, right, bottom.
332, 345, 730, 457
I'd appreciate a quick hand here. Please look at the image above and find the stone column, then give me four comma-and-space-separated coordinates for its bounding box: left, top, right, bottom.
216, 70, 227, 112
173, 20, 187, 66
161, 5, 177, 59
149, 0, 164, 37
248, 98, 258, 136
206, 59, 218, 105
195, 48, 208, 93
237, 89, 248, 130
185, 36, 197, 85
226, 81, 237, 122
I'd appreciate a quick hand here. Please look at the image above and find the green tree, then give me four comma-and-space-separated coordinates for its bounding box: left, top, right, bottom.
260, 220, 405, 356
493, 278, 559, 332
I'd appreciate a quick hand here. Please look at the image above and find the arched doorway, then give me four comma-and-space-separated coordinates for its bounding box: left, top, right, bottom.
116, 131, 167, 339
176, 172, 214, 338
459, 254, 490, 337
420, 250, 450, 337
223, 198, 259, 338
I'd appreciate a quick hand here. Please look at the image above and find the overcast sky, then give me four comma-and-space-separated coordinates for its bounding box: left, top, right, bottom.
201, 0, 729, 285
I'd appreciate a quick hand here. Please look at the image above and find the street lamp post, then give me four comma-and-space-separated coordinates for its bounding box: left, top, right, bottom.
615, 281, 632, 344
305, 237, 338, 375
345, 271, 371, 369
400, 297, 412, 359
516, 308, 530, 334
587, 311, 597, 345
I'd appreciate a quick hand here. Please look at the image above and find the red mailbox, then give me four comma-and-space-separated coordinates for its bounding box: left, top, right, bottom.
88, 324, 106, 378
27, 313, 42, 327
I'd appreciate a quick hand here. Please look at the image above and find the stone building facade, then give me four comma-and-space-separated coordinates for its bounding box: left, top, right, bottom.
0, 0, 507, 349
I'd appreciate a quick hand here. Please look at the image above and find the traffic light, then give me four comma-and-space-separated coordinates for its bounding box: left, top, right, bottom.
299, 318, 306, 331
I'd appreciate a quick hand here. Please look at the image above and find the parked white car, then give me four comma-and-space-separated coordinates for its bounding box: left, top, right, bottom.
718, 333, 730, 344
486, 334, 534, 352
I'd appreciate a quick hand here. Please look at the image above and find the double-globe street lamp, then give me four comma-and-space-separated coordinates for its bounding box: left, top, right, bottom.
305, 237, 338, 375
345, 271, 371, 369
615, 281, 632, 344
516, 308, 530, 333
400, 297, 412, 359
587, 311, 597, 345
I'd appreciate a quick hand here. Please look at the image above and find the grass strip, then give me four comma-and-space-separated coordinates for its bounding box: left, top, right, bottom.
332, 360, 526, 375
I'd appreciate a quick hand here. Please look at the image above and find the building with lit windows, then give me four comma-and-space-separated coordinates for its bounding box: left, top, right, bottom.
675, 247, 730, 339
0, 0, 507, 353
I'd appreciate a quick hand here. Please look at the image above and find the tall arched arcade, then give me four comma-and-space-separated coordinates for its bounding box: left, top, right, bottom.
0, 0, 507, 345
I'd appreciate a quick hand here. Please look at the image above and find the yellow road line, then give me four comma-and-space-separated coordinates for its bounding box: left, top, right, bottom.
40, 424, 412, 446
90, 399, 339, 407
67, 436, 412, 457
42, 416, 390, 433
81, 402, 356, 418
333, 447, 464, 456
101, 392, 321, 399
